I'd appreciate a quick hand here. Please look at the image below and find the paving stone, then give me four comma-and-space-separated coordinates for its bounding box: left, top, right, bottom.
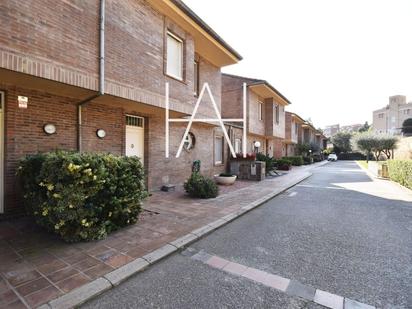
104, 258, 149, 286
264, 273, 290, 292
142, 244, 177, 264
16, 277, 51, 296
24, 285, 61, 308
314, 289, 344, 309
285, 280, 316, 301
84, 263, 114, 280
222, 261, 248, 276
56, 273, 91, 293
169, 233, 198, 248
205, 256, 229, 269
48, 278, 111, 309
46, 267, 79, 283
4, 269, 42, 287
104, 253, 134, 268
344, 298, 375, 309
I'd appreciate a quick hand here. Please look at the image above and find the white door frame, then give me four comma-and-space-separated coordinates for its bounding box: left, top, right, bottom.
0, 91, 4, 214
125, 115, 145, 165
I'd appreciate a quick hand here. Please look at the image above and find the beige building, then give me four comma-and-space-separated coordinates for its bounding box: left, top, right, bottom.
373, 95, 412, 135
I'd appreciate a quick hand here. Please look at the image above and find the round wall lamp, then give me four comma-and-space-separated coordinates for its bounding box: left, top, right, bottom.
43, 124, 56, 135
96, 129, 106, 139
254, 141, 261, 148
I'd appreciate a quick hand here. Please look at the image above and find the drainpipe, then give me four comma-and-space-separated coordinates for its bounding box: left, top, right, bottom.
77, 0, 105, 152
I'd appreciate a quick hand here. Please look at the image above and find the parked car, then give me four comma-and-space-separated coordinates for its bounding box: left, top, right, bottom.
328, 153, 338, 161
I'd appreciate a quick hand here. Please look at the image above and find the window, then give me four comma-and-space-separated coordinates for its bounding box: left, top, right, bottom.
404, 109, 410, 115
258, 102, 263, 121
274, 104, 279, 124
166, 32, 183, 80
214, 136, 224, 164
234, 138, 241, 153
193, 60, 199, 96
295, 123, 299, 132
126, 115, 144, 127
378, 113, 384, 119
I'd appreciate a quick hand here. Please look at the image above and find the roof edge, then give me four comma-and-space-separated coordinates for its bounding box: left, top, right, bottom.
171, 0, 242, 61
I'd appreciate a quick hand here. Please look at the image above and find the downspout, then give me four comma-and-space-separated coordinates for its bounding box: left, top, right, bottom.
77, 0, 105, 152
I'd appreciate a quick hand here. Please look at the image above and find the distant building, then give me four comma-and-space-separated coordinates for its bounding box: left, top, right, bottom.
373, 95, 412, 135
340, 124, 363, 133
323, 124, 340, 138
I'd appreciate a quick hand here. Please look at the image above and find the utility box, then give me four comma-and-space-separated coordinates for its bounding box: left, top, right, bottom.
230, 160, 265, 181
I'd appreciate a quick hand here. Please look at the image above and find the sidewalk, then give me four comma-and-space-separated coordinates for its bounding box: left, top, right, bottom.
0, 161, 328, 308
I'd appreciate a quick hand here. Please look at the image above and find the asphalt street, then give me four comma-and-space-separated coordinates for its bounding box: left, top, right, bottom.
83, 161, 412, 309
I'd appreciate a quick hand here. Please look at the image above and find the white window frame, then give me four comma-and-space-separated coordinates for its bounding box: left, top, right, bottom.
166, 31, 184, 81
274, 104, 279, 124
258, 102, 263, 121
0, 91, 4, 213
214, 135, 224, 165
234, 138, 241, 153
193, 60, 199, 96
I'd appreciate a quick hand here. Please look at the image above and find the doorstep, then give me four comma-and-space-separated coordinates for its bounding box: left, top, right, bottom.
0, 161, 328, 309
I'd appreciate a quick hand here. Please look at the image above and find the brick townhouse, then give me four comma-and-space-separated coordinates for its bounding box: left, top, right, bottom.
302, 122, 327, 152
0, 0, 243, 216
221, 74, 290, 158
284, 112, 305, 156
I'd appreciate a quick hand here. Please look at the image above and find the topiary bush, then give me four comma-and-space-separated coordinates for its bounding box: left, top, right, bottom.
18, 151, 147, 242
184, 172, 218, 198
282, 156, 304, 166
275, 158, 292, 170
387, 160, 412, 190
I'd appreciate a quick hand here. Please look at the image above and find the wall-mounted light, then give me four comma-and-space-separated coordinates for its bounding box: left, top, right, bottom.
96, 129, 106, 139
254, 141, 261, 148
43, 124, 56, 135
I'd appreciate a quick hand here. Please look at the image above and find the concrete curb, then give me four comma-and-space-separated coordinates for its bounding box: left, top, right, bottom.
38, 172, 312, 309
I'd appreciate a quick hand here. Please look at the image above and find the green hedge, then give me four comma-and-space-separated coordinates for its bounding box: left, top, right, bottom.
18, 151, 147, 242
256, 153, 276, 171
387, 160, 412, 190
184, 172, 218, 198
282, 156, 304, 166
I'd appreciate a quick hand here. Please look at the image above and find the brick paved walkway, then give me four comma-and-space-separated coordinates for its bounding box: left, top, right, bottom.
0, 163, 324, 308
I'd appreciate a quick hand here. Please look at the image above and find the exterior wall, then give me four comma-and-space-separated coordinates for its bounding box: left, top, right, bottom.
0, 0, 221, 117
248, 91, 265, 136
0, 83, 228, 215
285, 112, 298, 143
373, 95, 412, 135
273, 137, 285, 158
273, 101, 286, 139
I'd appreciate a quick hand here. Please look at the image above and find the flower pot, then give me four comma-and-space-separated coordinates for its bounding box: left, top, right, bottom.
214, 174, 237, 185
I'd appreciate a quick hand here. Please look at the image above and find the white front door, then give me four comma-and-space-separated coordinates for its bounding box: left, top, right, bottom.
125, 115, 144, 164
0, 91, 4, 213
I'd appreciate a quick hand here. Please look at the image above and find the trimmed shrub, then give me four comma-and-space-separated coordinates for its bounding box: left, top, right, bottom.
387, 160, 412, 190
184, 173, 218, 198
275, 158, 292, 170
337, 152, 367, 160
303, 156, 313, 165
18, 151, 147, 242
256, 153, 276, 172
283, 156, 304, 166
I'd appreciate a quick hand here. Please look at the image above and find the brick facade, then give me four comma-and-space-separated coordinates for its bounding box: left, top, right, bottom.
0, 0, 240, 216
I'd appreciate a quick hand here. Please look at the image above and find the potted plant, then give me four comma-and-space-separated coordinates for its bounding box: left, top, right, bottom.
214, 172, 237, 185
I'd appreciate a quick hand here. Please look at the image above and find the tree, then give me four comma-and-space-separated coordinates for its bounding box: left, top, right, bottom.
352, 132, 398, 161
331, 132, 352, 153
401, 118, 412, 136
358, 121, 370, 133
